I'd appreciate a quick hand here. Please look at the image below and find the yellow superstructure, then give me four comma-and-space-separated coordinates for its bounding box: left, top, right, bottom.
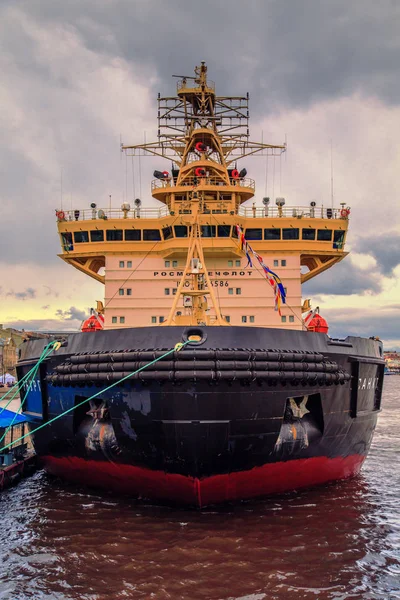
55, 62, 349, 330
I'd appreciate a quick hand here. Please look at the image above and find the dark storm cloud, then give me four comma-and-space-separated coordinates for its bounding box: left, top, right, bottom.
4, 288, 37, 301
4, 318, 80, 332
55, 306, 87, 321
302, 259, 382, 296
323, 307, 400, 346
356, 232, 400, 277
1, 0, 399, 280
10, 0, 400, 113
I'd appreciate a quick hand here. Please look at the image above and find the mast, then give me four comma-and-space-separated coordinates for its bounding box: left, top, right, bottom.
120, 62, 286, 326
122, 61, 286, 169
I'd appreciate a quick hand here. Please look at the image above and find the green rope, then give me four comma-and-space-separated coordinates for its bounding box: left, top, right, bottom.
0, 342, 60, 448
0, 342, 57, 414
0, 341, 189, 453
0, 367, 39, 413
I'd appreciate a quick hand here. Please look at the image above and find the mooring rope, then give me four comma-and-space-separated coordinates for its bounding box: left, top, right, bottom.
0, 341, 62, 447
0, 341, 61, 414
0, 341, 188, 453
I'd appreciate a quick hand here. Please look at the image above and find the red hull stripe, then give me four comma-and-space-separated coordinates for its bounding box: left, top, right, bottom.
41, 454, 365, 507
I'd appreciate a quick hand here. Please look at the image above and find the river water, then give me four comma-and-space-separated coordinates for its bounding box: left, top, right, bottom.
0, 379, 399, 600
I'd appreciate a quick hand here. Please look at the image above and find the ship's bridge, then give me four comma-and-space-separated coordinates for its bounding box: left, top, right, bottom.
151, 176, 256, 204
56, 202, 349, 285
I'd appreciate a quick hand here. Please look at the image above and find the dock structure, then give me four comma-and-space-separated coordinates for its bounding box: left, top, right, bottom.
0, 409, 36, 491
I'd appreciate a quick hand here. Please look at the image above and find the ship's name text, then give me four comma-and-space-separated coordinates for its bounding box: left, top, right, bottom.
153, 271, 253, 277
358, 377, 379, 391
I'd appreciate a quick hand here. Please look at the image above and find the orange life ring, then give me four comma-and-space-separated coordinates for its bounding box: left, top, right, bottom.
162, 171, 170, 179
195, 142, 207, 153
231, 169, 240, 180
56, 211, 65, 220
195, 167, 206, 177
340, 208, 350, 218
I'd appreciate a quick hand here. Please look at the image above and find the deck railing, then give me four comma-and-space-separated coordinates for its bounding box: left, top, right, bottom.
59, 207, 170, 221
238, 206, 345, 219
151, 177, 256, 191
57, 205, 348, 222
176, 78, 215, 92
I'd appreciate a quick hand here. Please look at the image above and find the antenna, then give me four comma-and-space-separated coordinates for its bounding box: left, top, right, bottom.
60, 168, 63, 210
330, 139, 334, 209
172, 74, 196, 80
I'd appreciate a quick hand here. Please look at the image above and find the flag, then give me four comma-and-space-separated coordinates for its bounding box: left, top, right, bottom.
235, 225, 286, 312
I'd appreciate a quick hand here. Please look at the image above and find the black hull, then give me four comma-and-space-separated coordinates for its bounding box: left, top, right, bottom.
17, 326, 384, 506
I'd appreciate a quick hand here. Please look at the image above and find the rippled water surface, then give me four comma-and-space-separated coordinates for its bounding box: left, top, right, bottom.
0, 379, 399, 600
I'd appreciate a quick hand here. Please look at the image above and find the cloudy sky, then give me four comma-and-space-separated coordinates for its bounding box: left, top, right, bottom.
1, 1, 400, 347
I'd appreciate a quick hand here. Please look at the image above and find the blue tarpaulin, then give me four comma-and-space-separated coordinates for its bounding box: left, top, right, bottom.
0, 409, 36, 429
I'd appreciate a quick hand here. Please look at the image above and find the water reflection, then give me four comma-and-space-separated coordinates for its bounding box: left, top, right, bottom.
0, 380, 399, 600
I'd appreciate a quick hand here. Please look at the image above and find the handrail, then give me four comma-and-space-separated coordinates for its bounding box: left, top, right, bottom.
58, 207, 171, 222
177, 78, 215, 92
238, 206, 347, 220
56, 205, 349, 223
151, 177, 255, 191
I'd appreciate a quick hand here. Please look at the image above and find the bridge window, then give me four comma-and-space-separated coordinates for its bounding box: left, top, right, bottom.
159, 316, 165, 323
217, 225, 231, 237
317, 229, 332, 241
333, 230, 345, 249
127, 261, 132, 268
125, 230, 141, 241
289, 315, 295, 322
235, 260, 241, 267
245, 228, 262, 240
282, 228, 299, 240
74, 231, 89, 243
236, 288, 241, 295
119, 289, 124, 296
61, 232, 73, 250
106, 229, 123, 241
228, 288, 233, 295
281, 260, 286, 267
90, 230, 104, 242
174, 225, 188, 238
127, 289, 132, 295
112, 316, 117, 324
302, 228, 315, 240
281, 316, 287, 323
225, 316, 231, 323
120, 317, 125, 324
119, 261, 125, 268
242, 316, 247, 323
201, 225, 216, 237
162, 226, 173, 240
143, 229, 161, 241
173, 260, 178, 267
249, 316, 255, 323
264, 228, 281, 240
273, 260, 279, 267
228, 260, 233, 267
151, 316, 157, 323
